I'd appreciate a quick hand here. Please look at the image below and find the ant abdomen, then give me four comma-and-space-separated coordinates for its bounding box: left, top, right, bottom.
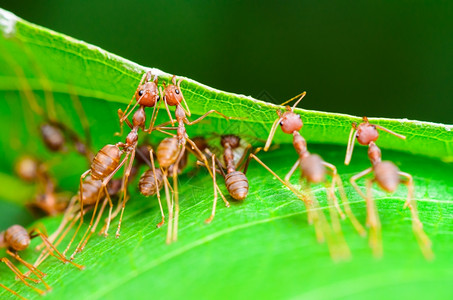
373, 161, 400, 192
139, 169, 164, 196
15, 156, 40, 182
40, 123, 65, 151
157, 137, 180, 168
300, 154, 326, 184
91, 145, 121, 180
4, 225, 30, 251
79, 176, 104, 205
225, 171, 249, 200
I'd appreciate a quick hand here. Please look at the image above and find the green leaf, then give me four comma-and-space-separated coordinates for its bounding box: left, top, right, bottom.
0, 8, 452, 300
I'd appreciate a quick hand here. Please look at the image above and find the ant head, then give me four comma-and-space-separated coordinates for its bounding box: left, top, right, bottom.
135, 81, 160, 107
279, 111, 303, 134
221, 135, 241, 148
356, 120, 379, 145
163, 82, 183, 107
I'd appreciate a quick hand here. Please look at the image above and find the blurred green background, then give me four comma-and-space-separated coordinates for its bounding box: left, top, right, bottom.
1, 1, 452, 122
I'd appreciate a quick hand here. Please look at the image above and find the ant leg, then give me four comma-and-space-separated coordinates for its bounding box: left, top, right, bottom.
71, 186, 106, 257
1, 258, 47, 295
205, 153, 219, 224
36, 196, 78, 251
100, 187, 115, 238
264, 118, 282, 151
284, 158, 300, 183
30, 230, 85, 269
171, 147, 186, 242
145, 93, 163, 133
235, 144, 252, 171
80, 197, 108, 251
399, 172, 434, 260
186, 138, 229, 208
176, 77, 191, 117
184, 110, 230, 126
6, 250, 46, 283
398, 171, 415, 210
334, 175, 366, 236
115, 108, 134, 136
0, 283, 27, 300
31, 209, 82, 273
161, 87, 176, 126
365, 180, 382, 258
349, 167, 373, 200
375, 125, 406, 140
116, 149, 136, 238
198, 160, 224, 176
63, 169, 91, 257
71, 154, 130, 258
344, 126, 357, 165
154, 127, 178, 137
119, 72, 148, 122
304, 184, 324, 243
322, 162, 345, 219
162, 169, 174, 244
150, 148, 165, 228
248, 153, 311, 208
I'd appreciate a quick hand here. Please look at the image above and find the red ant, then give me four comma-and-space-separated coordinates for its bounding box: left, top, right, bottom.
345, 116, 433, 259
0, 225, 83, 297
247, 92, 364, 260
150, 75, 230, 243
195, 135, 252, 223
15, 156, 70, 217
63, 71, 165, 260
5, 50, 93, 161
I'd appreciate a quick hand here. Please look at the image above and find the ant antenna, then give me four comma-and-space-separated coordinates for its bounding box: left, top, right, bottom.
375, 125, 407, 140
291, 91, 307, 111
280, 91, 307, 107
177, 77, 191, 117
159, 86, 176, 125
345, 123, 357, 165
264, 115, 282, 152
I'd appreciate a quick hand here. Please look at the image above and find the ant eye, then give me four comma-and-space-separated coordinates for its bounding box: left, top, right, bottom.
175, 89, 180, 94
163, 96, 166, 102
157, 95, 160, 101
280, 121, 284, 126
138, 90, 144, 96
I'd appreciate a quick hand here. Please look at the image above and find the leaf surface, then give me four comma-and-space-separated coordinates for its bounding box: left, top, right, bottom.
0, 8, 452, 300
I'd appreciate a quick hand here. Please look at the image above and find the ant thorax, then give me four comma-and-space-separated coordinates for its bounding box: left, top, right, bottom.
126, 129, 138, 146
293, 132, 308, 158
175, 105, 186, 120
356, 122, 379, 145
368, 141, 382, 165
132, 106, 146, 127
280, 111, 303, 134
135, 81, 159, 107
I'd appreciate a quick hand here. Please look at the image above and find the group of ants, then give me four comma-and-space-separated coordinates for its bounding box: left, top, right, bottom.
1, 70, 434, 299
